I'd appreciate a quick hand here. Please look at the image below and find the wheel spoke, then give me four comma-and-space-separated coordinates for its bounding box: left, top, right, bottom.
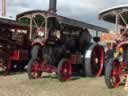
111, 75, 120, 88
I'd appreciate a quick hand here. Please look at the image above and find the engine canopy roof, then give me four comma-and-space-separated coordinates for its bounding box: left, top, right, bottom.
99, 4, 128, 26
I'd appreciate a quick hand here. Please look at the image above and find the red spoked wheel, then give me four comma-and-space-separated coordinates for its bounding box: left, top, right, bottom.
111, 61, 121, 88
27, 59, 43, 79
91, 46, 105, 77
57, 58, 72, 81
105, 59, 121, 88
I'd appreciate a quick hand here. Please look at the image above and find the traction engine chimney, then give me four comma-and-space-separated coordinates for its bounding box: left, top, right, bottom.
2, 0, 6, 16
49, 0, 57, 13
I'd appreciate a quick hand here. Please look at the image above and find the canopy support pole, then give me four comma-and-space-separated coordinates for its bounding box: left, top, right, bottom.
96, 31, 98, 37
115, 14, 119, 32
45, 18, 48, 40
29, 17, 33, 40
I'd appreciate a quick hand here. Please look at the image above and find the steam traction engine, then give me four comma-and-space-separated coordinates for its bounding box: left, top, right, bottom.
99, 5, 128, 88
16, 0, 108, 81
0, 17, 30, 74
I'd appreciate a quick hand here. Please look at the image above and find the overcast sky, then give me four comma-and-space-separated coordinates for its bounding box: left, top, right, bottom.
1, 0, 128, 30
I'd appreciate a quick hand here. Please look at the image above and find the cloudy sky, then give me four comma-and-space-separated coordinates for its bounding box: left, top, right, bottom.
1, 0, 128, 30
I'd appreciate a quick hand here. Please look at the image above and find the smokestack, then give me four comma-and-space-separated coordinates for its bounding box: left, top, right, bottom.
49, 0, 57, 13
2, 0, 6, 16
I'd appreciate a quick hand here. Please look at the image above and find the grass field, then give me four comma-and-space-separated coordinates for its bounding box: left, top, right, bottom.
0, 73, 128, 96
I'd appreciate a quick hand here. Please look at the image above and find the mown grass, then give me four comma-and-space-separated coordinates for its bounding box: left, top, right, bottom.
0, 73, 128, 96
24, 75, 128, 96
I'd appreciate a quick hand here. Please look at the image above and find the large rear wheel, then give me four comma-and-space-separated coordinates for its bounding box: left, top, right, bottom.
105, 58, 121, 88
85, 45, 104, 77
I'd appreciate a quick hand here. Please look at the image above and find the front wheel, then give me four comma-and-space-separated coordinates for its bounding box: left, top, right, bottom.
27, 59, 43, 79
57, 59, 72, 81
105, 58, 121, 88
27, 45, 42, 79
